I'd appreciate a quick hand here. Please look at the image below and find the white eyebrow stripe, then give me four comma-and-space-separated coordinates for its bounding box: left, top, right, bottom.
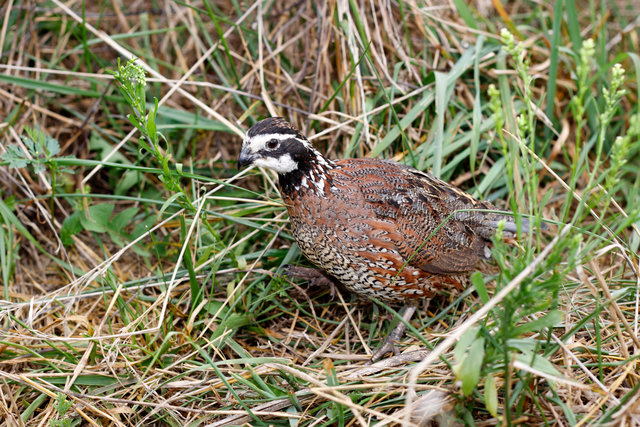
244, 133, 310, 151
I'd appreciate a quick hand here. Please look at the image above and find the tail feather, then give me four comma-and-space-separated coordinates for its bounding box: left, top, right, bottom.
487, 216, 548, 235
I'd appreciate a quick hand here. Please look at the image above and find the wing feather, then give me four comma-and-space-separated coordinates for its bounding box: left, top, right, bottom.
336, 158, 515, 274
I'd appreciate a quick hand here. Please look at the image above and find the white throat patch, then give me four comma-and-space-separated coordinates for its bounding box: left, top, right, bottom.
253, 153, 298, 174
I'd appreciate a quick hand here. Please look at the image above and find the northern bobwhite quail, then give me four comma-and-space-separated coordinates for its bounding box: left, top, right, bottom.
238, 117, 530, 360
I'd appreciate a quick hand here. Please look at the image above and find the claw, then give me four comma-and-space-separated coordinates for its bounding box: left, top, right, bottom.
370, 306, 417, 363
281, 265, 339, 299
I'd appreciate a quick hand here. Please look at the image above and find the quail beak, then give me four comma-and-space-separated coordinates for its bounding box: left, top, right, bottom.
237, 149, 256, 169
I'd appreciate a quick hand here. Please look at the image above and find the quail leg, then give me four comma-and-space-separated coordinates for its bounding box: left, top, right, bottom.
282, 265, 339, 298
370, 305, 417, 363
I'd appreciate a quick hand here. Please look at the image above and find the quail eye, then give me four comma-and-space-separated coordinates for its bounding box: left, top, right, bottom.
266, 139, 279, 149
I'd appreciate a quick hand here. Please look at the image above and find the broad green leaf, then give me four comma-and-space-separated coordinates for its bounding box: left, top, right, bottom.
454, 325, 480, 364
111, 207, 139, 232
159, 192, 185, 217
107, 212, 136, 247
115, 170, 141, 195
506, 338, 538, 354
23, 136, 36, 153
146, 97, 158, 138
484, 373, 498, 418
131, 215, 156, 240
515, 352, 562, 378
80, 203, 115, 233
61, 212, 82, 246
512, 310, 563, 335
203, 300, 251, 340
44, 137, 60, 157
451, 0, 477, 29
460, 337, 485, 396
287, 406, 300, 427
470, 271, 489, 303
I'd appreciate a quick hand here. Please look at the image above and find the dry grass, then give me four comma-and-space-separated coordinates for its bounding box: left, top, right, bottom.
1, 0, 639, 425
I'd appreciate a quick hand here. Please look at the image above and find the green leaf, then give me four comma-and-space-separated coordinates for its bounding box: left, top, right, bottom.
512, 310, 563, 335
24, 127, 42, 145
0, 145, 30, 168
39, 374, 120, 386
203, 300, 251, 341
137, 137, 153, 154
287, 406, 300, 427
105, 207, 143, 247
89, 133, 132, 164
80, 203, 114, 233
154, 105, 231, 132
476, 156, 506, 196
61, 212, 82, 246
203, 299, 228, 316
159, 192, 185, 217
506, 339, 538, 354
23, 135, 36, 153
128, 216, 154, 256
515, 351, 562, 379
544, 0, 563, 136
33, 163, 45, 174
0, 74, 100, 97
146, 97, 158, 138
44, 137, 60, 157
431, 71, 448, 176
136, 83, 146, 108
470, 271, 489, 303
484, 373, 498, 418
111, 207, 138, 232
115, 170, 141, 195
451, 0, 477, 29
131, 215, 156, 240
460, 337, 485, 396
107, 230, 126, 247
54, 393, 73, 416
127, 113, 146, 135
454, 325, 479, 364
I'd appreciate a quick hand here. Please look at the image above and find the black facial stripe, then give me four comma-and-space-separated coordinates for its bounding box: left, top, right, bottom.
257, 147, 286, 158
256, 138, 308, 159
